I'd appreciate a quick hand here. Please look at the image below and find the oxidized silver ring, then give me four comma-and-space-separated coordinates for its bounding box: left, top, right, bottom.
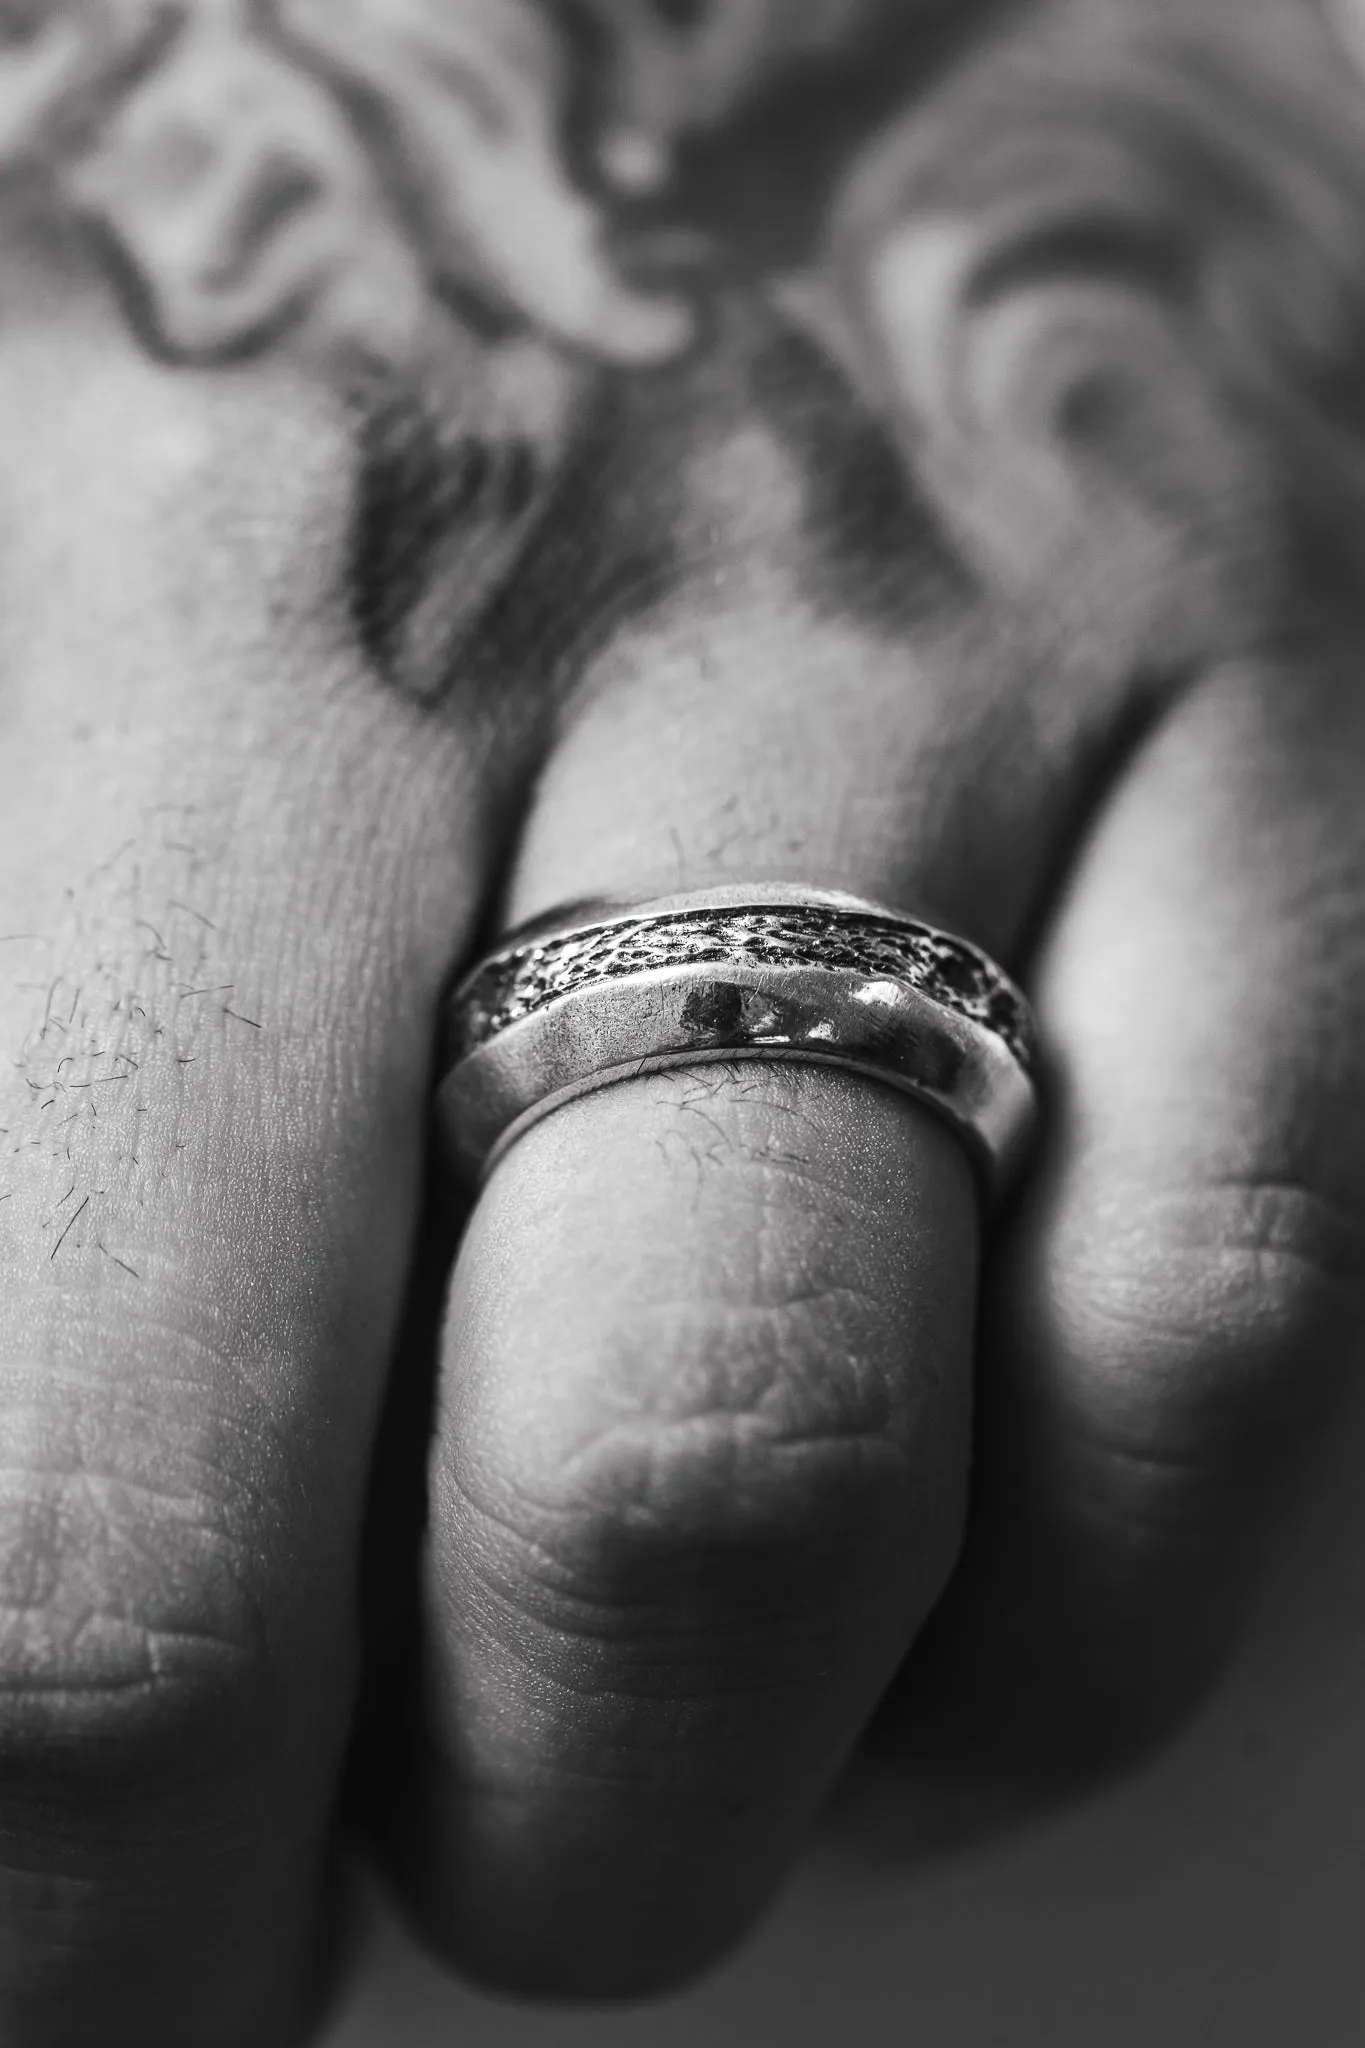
439, 886, 1039, 1203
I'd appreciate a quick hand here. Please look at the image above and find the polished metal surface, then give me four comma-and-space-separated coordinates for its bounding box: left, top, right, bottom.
440, 886, 1039, 1201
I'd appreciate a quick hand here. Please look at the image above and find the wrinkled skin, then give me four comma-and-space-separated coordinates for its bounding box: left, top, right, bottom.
2, 1, 1365, 2041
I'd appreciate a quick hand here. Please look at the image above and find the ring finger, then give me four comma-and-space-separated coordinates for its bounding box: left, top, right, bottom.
379, 290, 1187, 1998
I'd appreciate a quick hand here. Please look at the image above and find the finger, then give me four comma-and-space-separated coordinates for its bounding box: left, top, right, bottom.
381, 293, 1180, 2000
385, 0, 1337, 1981
877, 647, 1365, 1823
812, 0, 1365, 1831
0, 198, 532, 2042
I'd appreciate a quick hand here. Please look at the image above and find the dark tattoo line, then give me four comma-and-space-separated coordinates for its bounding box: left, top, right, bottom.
50, 1196, 90, 1261
178, 985, 234, 1000
223, 1010, 262, 1030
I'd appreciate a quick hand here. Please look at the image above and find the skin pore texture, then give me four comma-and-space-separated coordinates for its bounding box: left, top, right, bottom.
1, 1, 1365, 2043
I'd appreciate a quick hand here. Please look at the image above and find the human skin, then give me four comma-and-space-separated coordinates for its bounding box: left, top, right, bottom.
2, 1, 1365, 2042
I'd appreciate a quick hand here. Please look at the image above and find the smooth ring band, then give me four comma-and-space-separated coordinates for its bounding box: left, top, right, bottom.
439, 886, 1040, 1203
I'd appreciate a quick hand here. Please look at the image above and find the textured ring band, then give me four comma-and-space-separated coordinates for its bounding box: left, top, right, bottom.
439, 886, 1040, 1203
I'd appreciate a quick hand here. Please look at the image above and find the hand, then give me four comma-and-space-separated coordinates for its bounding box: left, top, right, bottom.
1, 3, 1364, 2043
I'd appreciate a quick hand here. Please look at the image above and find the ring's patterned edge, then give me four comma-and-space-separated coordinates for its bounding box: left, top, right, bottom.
450, 907, 1036, 1073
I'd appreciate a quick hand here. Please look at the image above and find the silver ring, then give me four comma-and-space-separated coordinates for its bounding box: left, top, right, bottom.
439, 885, 1040, 1203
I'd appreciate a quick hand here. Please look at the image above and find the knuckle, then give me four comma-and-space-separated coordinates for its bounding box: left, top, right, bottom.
1048, 1175, 1365, 1469
442, 1284, 927, 1653
512, 1290, 896, 1511
0, 1376, 276, 1800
